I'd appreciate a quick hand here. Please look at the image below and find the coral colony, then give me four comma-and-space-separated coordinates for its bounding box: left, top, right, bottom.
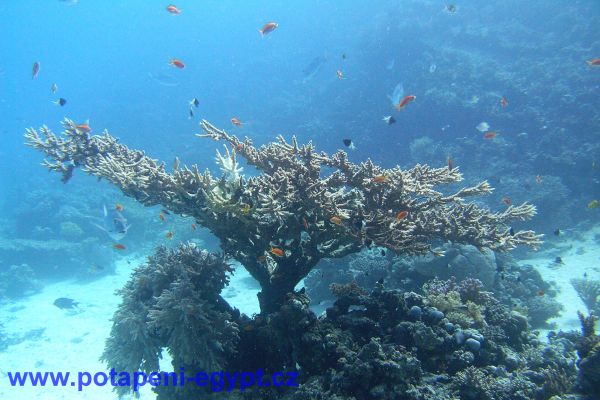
25, 119, 540, 312
25, 119, 599, 399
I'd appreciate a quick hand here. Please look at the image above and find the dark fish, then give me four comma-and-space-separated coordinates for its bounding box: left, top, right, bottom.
382, 116, 396, 125
342, 53, 346, 60
161, 209, 171, 215
343, 139, 355, 149
365, 238, 373, 249
380, 249, 386, 256
53, 297, 78, 309
190, 98, 199, 108
554, 257, 563, 265
53, 98, 67, 106
32, 61, 40, 79
509, 227, 515, 236
61, 164, 75, 184
376, 277, 384, 285
445, 4, 457, 14
92, 205, 131, 241
553, 229, 561, 236
188, 108, 194, 119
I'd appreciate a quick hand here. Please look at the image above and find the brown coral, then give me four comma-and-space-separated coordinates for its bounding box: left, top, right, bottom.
26, 119, 542, 312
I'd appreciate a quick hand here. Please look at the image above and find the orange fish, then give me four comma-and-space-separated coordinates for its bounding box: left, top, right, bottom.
372, 175, 389, 183
115, 203, 124, 212
235, 143, 244, 151
535, 175, 542, 184
336, 70, 344, 79
270, 246, 285, 257
159, 212, 166, 221
500, 97, 508, 108
257, 255, 267, 262
32, 61, 40, 79
395, 210, 408, 221
330, 216, 343, 226
231, 117, 243, 126
166, 4, 181, 14
586, 58, 600, 66
76, 123, 91, 133
483, 131, 497, 139
447, 157, 454, 171
502, 196, 512, 206
395, 95, 416, 111
259, 22, 278, 36
170, 58, 185, 69
166, 231, 174, 239
191, 223, 197, 231
113, 243, 126, 250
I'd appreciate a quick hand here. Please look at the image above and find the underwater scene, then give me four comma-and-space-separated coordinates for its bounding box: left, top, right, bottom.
1, 1, 600, 399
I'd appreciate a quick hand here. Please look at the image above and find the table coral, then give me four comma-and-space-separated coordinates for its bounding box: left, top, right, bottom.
26, 119, 541, 312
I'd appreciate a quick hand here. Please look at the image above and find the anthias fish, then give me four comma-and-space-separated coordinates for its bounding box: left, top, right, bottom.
170, 58, 185, 69
259, 22, 278, 36
586, 58, 600, 66
166, 4, 181, 14
395, 95, 416, 111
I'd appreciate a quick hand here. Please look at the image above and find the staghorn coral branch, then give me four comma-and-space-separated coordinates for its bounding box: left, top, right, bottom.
26, 119, 542, 312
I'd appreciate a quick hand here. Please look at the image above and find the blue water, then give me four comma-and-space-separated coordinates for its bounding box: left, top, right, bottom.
1, 0, 600, 397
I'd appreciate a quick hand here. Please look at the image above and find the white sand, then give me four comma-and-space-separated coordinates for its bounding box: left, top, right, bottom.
0, 225, 598, 399
524, 224, 600, 336
0, 257, 259, 400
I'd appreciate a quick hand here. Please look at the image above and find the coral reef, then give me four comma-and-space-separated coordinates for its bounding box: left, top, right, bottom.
97, 249, 577, 399
306, 247, 562, 328
263, 281, 576, 400
101, 243, 239, 398
412, 244, 497, 288
26, 119, 541, 312
571, 278, 600, 316
573, 312, 600, 397
58, 221, 84, 240
0, 263, 42, 299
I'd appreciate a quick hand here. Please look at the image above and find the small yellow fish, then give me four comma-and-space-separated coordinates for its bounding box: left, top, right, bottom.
587, 199, 599, 209
240, 203, 252, 214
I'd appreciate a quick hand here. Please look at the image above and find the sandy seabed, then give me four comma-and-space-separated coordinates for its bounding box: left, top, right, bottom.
0, 225, 598, 400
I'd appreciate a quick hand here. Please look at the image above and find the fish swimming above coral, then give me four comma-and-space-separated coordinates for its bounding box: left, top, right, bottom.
90, 205, 131, 242
25, 118, 541, 312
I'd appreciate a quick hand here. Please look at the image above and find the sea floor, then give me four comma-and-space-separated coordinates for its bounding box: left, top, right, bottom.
0, 225, 598, 400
